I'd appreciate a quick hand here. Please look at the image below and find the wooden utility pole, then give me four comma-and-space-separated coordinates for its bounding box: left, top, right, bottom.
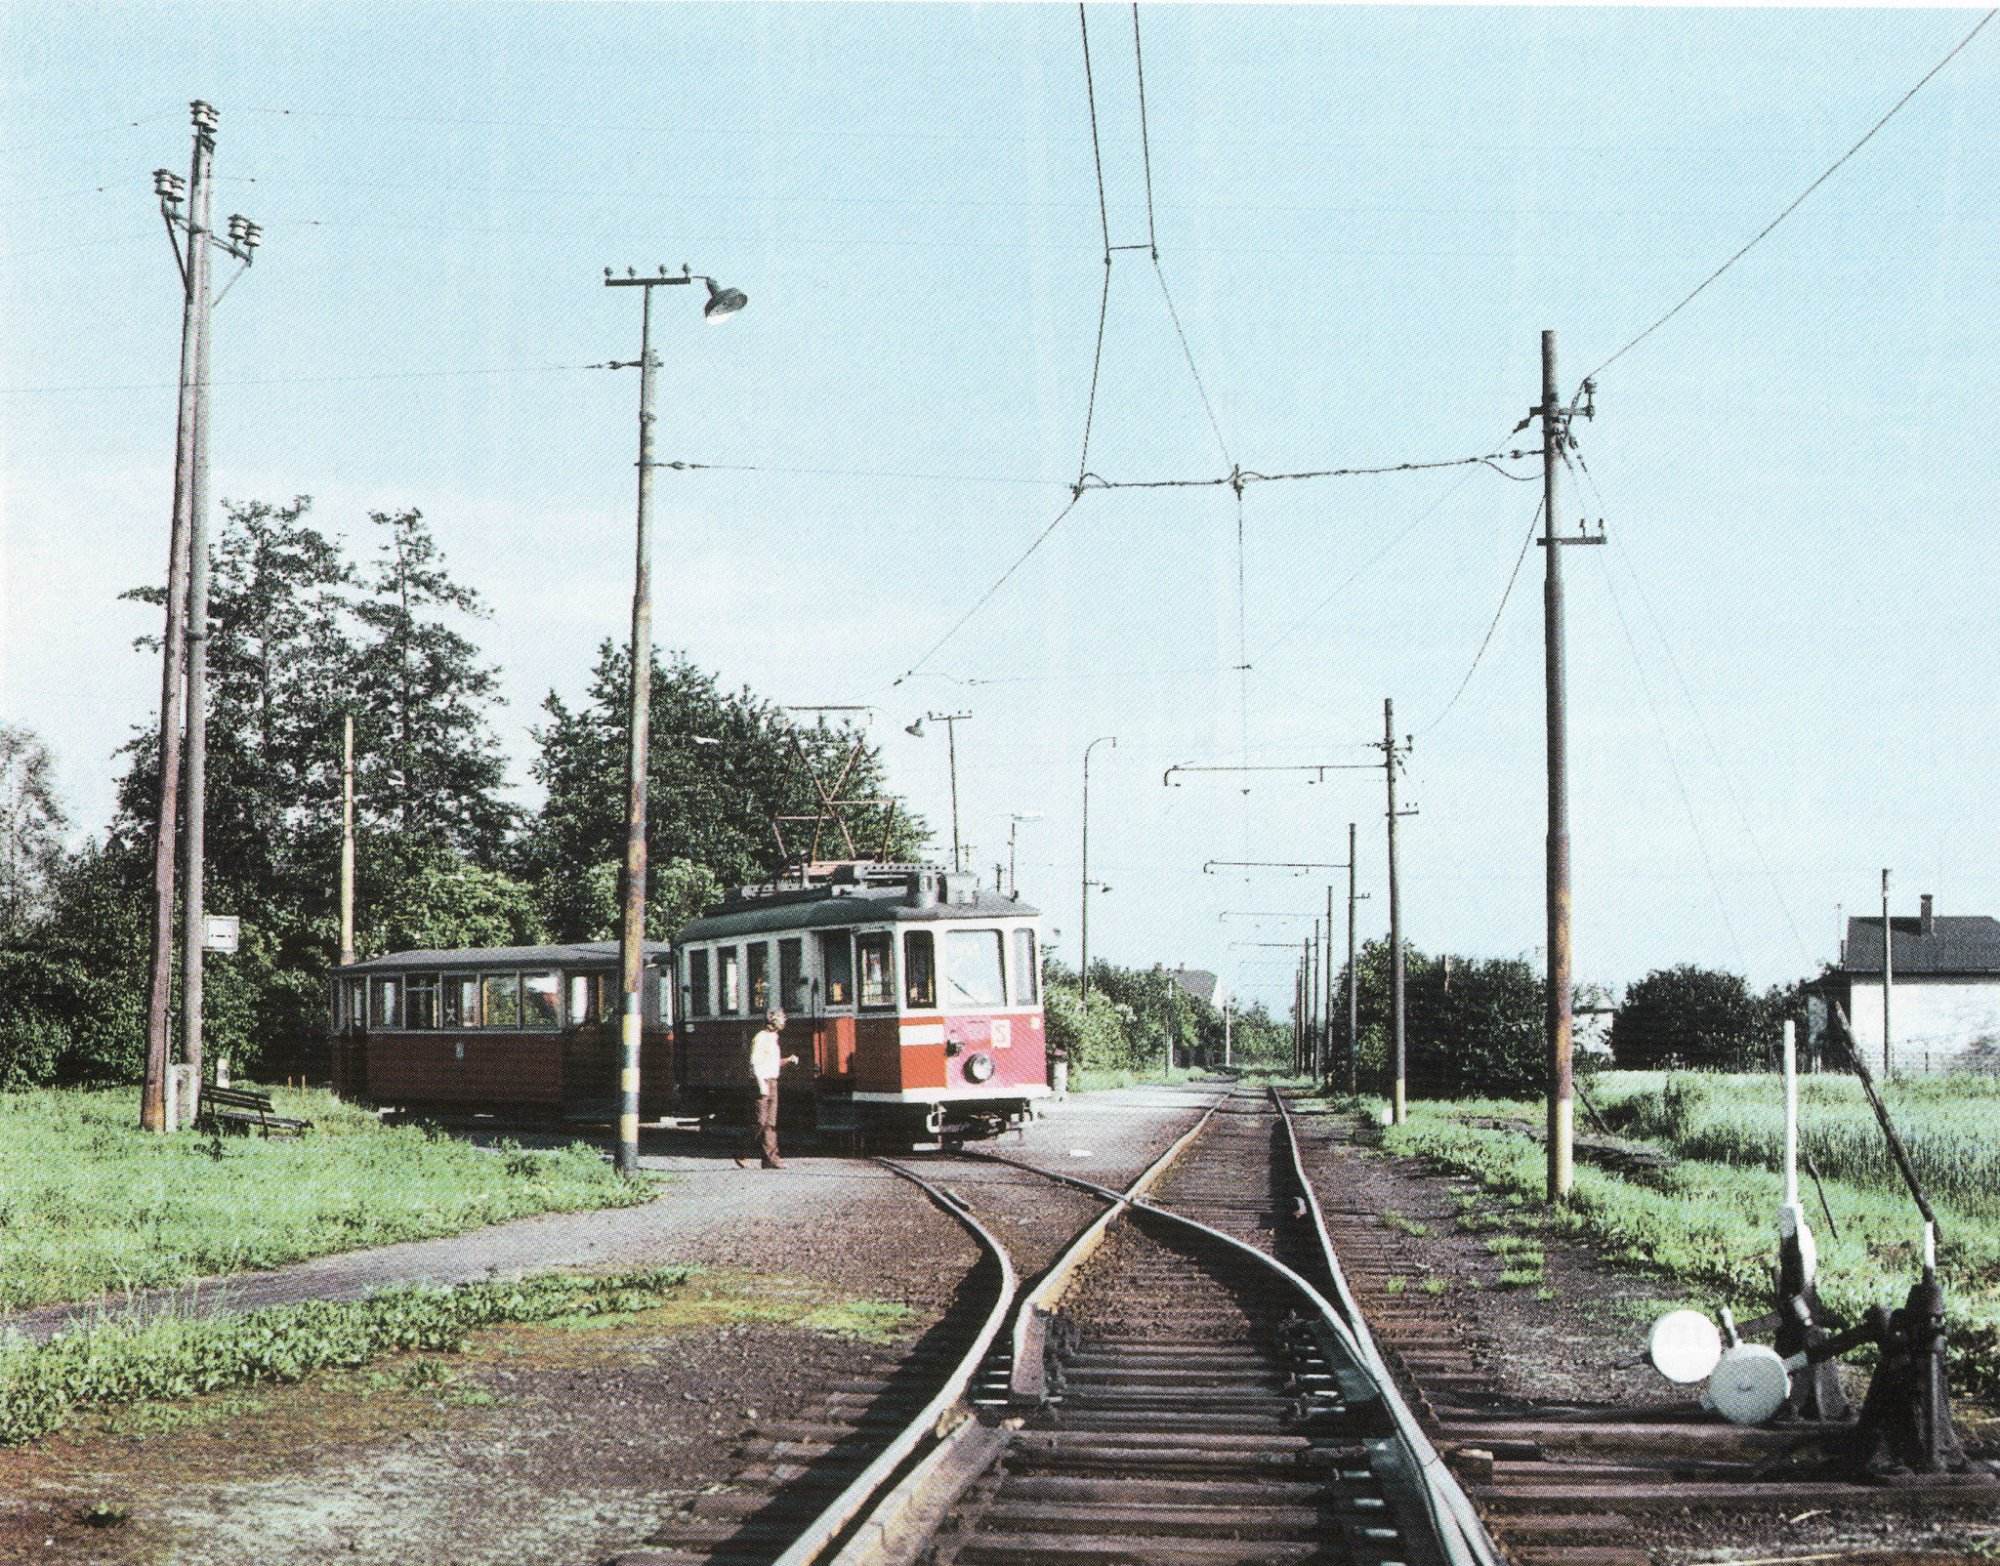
141, 104, 217, 1132
1534, 331, 1599, 1199
1306, 918, 1320, 1079
1383, 698, 1408, 1124
1322, 883, 1335, 1082
339, 714, 356, 968
180, 143, 218, 1107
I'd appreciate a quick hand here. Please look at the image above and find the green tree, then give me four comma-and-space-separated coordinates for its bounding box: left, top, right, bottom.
350, 509, 514, 857
520, 644, 926, 939
0, 724, 69, 937
1611, 964, 1766, 1070
1334, 937, 1550, 1097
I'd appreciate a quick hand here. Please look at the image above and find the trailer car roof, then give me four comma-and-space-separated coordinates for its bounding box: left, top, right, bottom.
337, 939, 671, 974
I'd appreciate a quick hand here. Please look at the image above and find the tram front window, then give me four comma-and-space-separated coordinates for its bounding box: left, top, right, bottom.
945, 929, 1006, 1007
904, 930, 936, 1008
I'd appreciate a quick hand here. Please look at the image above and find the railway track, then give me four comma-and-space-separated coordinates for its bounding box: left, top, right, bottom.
619, 1081, 1996, 1566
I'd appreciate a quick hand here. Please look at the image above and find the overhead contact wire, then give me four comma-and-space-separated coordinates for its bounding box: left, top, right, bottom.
1584, 8, 1996, 386
1415, 494, 1542, 738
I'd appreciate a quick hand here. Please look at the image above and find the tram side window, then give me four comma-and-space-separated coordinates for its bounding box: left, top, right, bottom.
821, 932, 854, 1006
407, 974, 440, 1030
344, 978, 366, 1030
944, 929, 1006, 1007
857, 932, 896, 1010
748, 942, 771, 1012
719, 947, 743, 1014
652, 967, 674, 1026
1011, 929, 1040, 1005
903, 930, 936, 1008
687, 948, 711, 1017
522, 971, 560, 1029
441, 974, 479, 1028
567, 974, 596, 1026
483, 973, 522, 1028
371, 978, 401, 1029
779, 939, 806, 1012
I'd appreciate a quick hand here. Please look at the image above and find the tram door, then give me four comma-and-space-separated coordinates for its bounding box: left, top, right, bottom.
815, 931, 855, 1079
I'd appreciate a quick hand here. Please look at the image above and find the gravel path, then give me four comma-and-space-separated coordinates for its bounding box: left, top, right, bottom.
1, 1083, 1223, 1345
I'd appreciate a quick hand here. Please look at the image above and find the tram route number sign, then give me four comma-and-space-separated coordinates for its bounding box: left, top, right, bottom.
202, 915, 241, 954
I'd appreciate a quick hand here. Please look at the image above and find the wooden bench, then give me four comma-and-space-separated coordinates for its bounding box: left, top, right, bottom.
196, 1084, 314, 1137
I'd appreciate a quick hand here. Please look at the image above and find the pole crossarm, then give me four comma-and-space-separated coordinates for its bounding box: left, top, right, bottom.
1203, 859, 1345, 875
1164, 761, 1375, 787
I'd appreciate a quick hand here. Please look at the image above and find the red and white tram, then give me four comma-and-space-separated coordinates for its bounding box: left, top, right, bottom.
674, 863, 1048, 1145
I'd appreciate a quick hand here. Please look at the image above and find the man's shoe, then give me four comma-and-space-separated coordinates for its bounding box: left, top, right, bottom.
733, 1155, 750, 1169
762, 1158, 785, 1169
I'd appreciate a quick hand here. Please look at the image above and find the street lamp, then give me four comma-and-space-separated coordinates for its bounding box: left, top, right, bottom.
1007, 813, 1042, 897
907, 710, 972, 870
1080, 735, 1116, 1006
604, 260, 746, 1180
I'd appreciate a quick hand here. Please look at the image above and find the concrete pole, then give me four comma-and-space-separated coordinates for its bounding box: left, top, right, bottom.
1385, 698, 1406, 1124
1881, 868, 1893, 1077
142, 102, 216, 1133
1346, 821, 1359, 1095
946, 715, 961, 872
1541, 329, 1576, 1202
340, 713, 356, 967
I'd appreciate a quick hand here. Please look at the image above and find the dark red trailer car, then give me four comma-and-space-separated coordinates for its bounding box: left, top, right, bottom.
330, 939, 674, 1121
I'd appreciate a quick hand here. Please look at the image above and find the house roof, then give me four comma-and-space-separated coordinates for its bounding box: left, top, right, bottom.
1171, 967, 1219, 1006
339, 940, 671, 974
1842, 915, 2000, 976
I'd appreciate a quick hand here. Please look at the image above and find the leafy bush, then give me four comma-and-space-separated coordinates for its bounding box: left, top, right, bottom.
1611, 965, 1767, 1070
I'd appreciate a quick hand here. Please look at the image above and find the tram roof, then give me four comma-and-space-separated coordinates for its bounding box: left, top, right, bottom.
679, 887, 1039, 943
336, 939, 671, 974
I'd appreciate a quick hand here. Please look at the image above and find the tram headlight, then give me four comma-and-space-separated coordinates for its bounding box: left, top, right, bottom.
964, 1052, 996, 1084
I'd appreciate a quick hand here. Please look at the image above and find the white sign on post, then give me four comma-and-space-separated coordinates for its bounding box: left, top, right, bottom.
203, 915, 241, 954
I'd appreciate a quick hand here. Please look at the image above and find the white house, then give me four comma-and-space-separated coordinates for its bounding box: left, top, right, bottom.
1830, 895, 2000, 1074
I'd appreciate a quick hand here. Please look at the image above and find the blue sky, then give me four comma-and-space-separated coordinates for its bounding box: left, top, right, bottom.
4, 4, 1997, 1015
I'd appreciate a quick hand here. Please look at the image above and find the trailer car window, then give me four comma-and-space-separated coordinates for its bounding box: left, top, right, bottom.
688, 948, 711, 1017
407, 975, 440, 1030
749, 942, 770, 1011
371, 978, 401, 1029
483, 973, 521, 1028
1011, 929, 1039, 1005
857, 932, 896, 1009
441, 974, 478, 1028
821, 933, 853, 1006
522, 972, 559, 1029
944, 929, 1006, 1007
904, 930, 936, 1008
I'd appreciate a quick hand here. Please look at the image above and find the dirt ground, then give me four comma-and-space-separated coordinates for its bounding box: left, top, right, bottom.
1290, 1105, 2000, 1566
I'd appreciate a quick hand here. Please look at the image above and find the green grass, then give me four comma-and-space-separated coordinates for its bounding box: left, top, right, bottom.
0, 1265, 700, 1446
1382, 1090, 2000, 1395
0, 1087, 654, 1311
1068, 1064, 1208, 1094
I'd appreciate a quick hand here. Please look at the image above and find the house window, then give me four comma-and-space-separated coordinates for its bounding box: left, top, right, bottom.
821, 932, 854, 1006
904, 930, 936, 1009
441, 974, 479, 1028
371, 978, 401, 1029
688, 948, 711, 1017
483, 973, 522, 1028
522, 972, 560, 1029
407, 975, 440, 1030
780, 938, 805, 1012
1011, 929, 1039, 1005
749, 942, 771, 1012
945, 929, 1006, 1007
857, 932, 896, 1010
719, 947, 743, 1013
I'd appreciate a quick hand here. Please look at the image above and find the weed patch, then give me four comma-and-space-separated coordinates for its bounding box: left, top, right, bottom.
0, 1264, 698, 1447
